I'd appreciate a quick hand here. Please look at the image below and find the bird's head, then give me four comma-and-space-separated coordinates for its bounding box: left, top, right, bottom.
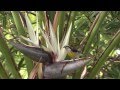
63, 45, 79, 53
63, 45, 72, 52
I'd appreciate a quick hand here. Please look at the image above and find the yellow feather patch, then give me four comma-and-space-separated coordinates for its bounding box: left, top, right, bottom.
67, 52, 76, 58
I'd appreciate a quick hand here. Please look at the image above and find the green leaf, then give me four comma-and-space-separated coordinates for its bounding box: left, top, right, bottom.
11, 11, 26, 36
88, 30, 120, 78
0, 35, 21, 78
83, 11, 108, 54
0, 62, 9, 79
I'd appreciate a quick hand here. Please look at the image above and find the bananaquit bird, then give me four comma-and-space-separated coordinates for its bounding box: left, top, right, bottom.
63, 45, 80, 59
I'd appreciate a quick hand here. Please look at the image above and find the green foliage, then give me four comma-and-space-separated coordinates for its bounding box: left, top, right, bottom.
0, 11, 119, 79
107, 62, 120, 79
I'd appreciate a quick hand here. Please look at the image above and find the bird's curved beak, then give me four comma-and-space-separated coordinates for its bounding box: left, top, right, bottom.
63, 45, 70, 48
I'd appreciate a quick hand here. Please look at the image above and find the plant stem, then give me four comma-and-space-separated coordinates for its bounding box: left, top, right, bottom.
0, 35, 21, 78
0, 62, 9, 79
87, 30, 120, 78
11, 11, 34, 75
83, 11, 107, 54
